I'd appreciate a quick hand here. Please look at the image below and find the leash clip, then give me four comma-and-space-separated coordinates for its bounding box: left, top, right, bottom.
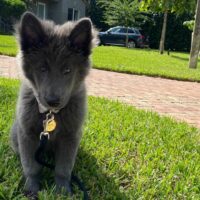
40, 131, 50, 140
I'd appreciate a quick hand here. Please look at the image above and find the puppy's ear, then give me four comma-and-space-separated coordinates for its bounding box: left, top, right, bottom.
17, 12, 46, 51
69, 18, 97, 56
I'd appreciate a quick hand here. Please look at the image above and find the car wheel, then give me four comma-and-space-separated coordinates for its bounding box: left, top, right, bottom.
127, 41, 136, 48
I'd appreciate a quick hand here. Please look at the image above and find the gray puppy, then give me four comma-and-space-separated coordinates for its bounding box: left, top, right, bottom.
10, 12, 97, 196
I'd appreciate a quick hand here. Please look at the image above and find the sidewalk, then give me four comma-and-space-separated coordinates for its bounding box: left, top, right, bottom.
1, 55, 200, 128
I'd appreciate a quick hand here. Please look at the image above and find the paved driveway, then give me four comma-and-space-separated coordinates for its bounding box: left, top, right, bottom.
1, 55, 200, 128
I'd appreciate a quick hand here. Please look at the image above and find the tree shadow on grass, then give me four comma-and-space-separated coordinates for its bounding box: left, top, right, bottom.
171, 55, 189, 61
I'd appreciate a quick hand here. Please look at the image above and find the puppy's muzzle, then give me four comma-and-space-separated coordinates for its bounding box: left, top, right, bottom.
45, 95, 60, 107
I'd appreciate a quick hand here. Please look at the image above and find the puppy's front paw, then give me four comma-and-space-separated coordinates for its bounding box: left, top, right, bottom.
24, 190, 38, 200
24, 176, 39, 198
55, 176, 72, 196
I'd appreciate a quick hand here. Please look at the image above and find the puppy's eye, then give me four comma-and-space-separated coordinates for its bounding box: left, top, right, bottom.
41, 66, 48, 72
63, 68, 71, 75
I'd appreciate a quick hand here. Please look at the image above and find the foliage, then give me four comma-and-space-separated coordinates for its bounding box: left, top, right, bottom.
140, 0, 196, 54
183, 20, 195, 31
86, 0, 109, 31
92, 46, 200, 82
98, 0, 147, 28
140, 0, 196, 14
0, 0, 26, 19
0, 78, 200, 199
141, 13, 193, 51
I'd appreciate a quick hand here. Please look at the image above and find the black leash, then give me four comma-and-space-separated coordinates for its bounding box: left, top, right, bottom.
35, 134, 89, 200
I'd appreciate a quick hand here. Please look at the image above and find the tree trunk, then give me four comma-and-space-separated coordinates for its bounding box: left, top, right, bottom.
159, 11, 168, 54
126, 27, 128, 47
189, 0, 200, 69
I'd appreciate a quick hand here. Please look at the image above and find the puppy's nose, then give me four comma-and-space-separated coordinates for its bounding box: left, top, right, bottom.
45, 95, 60, 107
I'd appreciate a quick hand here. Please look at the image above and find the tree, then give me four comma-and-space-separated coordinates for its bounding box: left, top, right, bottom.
141, 13, 192, 52
141, 0, 196, 54
98, 0, 147, 47
189, 0, 200, 69
0, 0, 26, 19
86, 0, 109, 31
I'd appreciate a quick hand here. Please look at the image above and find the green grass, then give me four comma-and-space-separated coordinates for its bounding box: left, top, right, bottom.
0, 35, 18, 57
0, 78, 200, 199
92, 46, 200, 82
1, 34, 200, 81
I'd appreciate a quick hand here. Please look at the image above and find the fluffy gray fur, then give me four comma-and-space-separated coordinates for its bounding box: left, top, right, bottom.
10, 12, 98, 197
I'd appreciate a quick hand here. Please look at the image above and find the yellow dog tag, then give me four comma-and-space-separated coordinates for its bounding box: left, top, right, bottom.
45, 119, 56, 132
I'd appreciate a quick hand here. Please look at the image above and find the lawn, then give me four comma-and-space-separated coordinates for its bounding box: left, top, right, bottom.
93, 46, 200, 82
0, 35, 18, 57
1, 34, 200, 81
0, 78, 200, 199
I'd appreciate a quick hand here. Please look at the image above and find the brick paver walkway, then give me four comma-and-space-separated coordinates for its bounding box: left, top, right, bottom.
1, 55, 200, 128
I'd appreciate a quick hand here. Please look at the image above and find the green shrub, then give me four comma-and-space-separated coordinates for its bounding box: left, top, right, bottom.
141, 13, 193, 52
0, 0, 26, 19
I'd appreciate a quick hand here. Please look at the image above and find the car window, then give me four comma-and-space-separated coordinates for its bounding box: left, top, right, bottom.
113, 28, 121, 33
128, 29, 135, 33
116, 28, 127, 33
114, 28, 120, 33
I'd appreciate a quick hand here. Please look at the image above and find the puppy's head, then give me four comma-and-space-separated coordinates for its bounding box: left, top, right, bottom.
16, 12, 98, 111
